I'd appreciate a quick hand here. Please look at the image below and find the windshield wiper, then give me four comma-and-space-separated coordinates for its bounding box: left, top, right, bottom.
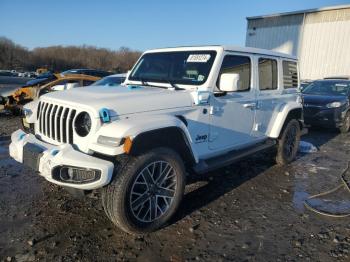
138, 77, 150, 86
159, 78, 184, 90
131, 77, 184, 90
132, 78, 167, 89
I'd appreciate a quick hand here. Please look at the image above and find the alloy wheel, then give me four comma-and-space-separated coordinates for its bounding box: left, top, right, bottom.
283, 125, 298, 158
129, 161, 177, 223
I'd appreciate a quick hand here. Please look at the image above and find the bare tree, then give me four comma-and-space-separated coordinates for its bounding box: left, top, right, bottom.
0, 37, 141, 73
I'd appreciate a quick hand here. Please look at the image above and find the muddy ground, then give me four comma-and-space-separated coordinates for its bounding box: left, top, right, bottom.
1, 115, 350, 261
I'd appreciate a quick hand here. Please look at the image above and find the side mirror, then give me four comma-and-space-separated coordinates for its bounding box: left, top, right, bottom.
219, 73, 240, 92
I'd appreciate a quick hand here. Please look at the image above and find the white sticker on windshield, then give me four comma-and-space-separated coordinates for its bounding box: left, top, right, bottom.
187, 54, 211, 63
335, 84, 347, 87
198, 75, 205, 81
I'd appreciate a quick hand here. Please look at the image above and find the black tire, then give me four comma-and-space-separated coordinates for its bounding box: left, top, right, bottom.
276, 119, 301, 165
102, 148, 186, 234
339, 112, 350, 133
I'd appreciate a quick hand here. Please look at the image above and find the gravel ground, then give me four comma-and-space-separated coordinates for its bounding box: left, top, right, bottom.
1, 116, 350, 261
0, 113, 21, 136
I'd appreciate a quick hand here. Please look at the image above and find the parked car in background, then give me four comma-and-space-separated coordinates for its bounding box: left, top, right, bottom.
91, 73, 126, 86
26, 71, 56, 86
0, 70, 17, 77
302, 78, 350, 133
61, 69, 113, 78
300, 79, 313, 91
1, 74, 100, 114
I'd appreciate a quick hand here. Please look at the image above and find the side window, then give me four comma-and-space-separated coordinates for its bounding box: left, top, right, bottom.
217, 55, 251, 91
258, 58, 278, 90
83, 80, 95, 86
283, 61, 298, 89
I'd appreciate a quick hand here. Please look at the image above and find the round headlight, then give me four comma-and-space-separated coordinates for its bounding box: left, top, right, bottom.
74, 112, 91, 137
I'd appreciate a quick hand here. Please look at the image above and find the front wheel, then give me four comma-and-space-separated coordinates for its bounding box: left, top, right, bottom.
102, 148, 186, 234
276, 119, 301, 165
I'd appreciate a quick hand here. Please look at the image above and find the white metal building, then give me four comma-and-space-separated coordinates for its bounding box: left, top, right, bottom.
245, 5, 350, 80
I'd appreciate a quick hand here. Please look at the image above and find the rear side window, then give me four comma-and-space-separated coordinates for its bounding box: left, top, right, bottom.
283, 61, 298, 89
218, 55, 251, 91
258, 58, 278, 90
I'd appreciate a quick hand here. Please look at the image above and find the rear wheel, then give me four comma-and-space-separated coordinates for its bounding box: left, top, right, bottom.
276, 119, 301, 165
102, 148, 185, 234
339, 112, 350, 133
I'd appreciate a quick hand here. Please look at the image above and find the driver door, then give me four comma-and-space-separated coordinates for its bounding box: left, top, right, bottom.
209, 54, 257, 150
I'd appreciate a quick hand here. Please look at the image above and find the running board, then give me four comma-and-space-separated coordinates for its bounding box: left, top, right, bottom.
193, 139, 277, 174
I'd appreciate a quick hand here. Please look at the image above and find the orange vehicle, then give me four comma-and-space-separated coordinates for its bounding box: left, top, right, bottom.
2, 73, 100, 113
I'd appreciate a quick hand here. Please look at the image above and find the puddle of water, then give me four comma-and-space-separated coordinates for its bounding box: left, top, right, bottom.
293, 167, 350, 216
305, 195, 350, 215
293, 191, 309, 213
292, 179, 310, 213
299, 141, 318, 153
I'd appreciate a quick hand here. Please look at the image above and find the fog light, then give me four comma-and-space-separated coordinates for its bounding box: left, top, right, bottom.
54, 166, 101, 184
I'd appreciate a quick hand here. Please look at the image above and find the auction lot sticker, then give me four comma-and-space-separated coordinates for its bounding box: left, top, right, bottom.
187, 54, 211, 63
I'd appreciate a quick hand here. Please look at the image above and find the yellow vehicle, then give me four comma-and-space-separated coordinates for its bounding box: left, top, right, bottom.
2, 74, 100, 113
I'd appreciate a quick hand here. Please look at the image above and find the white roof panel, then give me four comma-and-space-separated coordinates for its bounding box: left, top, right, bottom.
145, 45, 297, 60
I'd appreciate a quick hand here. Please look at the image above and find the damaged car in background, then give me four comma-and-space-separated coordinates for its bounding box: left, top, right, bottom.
0, 74, 100, 115
21, 73, 126, 133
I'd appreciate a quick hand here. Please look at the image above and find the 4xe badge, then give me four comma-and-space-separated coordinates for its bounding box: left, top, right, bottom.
195, 134, 208, 143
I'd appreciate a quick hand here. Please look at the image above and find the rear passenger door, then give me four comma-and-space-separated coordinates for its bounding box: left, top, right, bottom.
254, 57, 280, 137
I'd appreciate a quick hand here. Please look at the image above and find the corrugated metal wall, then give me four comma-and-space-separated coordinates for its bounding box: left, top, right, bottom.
299, 8, 350, 79
246, 7, 350, 80
246, 15, 303, 56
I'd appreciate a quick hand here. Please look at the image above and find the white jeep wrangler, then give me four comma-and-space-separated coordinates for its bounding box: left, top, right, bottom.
10, 46, 303, 233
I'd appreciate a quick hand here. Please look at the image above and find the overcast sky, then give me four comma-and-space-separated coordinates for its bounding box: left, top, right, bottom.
0, 0, 349, 51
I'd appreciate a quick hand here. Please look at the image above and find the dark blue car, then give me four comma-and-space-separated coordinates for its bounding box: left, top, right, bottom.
302, 79, 350, 133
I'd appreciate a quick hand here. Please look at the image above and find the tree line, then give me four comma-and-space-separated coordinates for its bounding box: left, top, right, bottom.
0, 37, 141, 73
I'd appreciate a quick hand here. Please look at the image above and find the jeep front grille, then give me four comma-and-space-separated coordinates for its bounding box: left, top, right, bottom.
37, 101, 76, 144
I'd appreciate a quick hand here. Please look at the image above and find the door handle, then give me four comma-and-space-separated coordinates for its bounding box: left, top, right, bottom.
243, 102, 256, 109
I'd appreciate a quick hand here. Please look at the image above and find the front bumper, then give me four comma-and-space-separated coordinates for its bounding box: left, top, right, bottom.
304, 106, 347, 128
9, 129, 114, 190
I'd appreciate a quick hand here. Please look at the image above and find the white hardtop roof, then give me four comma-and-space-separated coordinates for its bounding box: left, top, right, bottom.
145, 45, 297, 60
247, 4, 350, 20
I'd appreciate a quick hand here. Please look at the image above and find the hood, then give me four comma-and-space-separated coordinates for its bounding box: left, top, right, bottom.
0, 85, 20, 97
302, 94, 348, 106
41, 85, 194, 117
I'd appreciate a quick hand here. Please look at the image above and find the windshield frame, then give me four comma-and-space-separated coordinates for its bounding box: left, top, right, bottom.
128, 50, 217, 88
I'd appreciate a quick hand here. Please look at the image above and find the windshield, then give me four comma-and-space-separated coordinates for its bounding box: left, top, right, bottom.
36, 71, 52, 79
129, 51, 217, 86
92, 76, 125, 86
303, 80, 350, 96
